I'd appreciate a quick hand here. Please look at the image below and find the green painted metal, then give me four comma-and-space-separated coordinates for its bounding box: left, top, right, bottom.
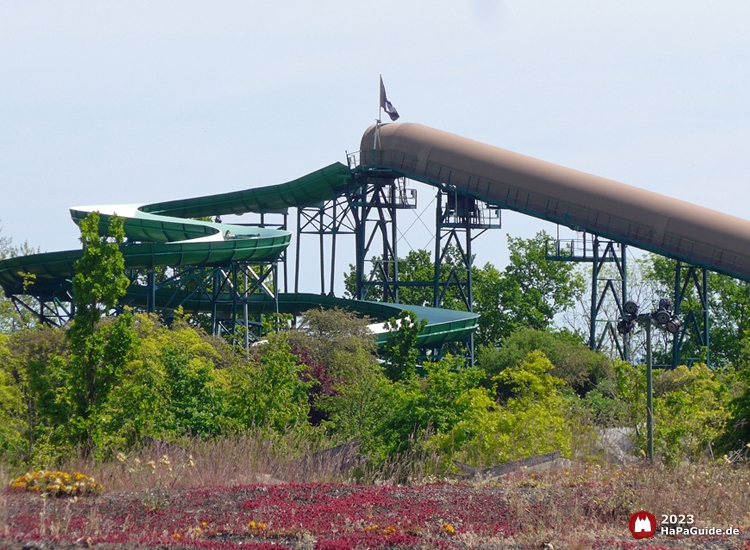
1, 165, 353, 296
121, 289, 479, 348
0, 160, 478, 348
140, 162, 352, 217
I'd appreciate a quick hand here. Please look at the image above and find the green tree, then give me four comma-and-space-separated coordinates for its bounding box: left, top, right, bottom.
318, 346, 390, 441
2, 327, 69, 464
66, 212, 134, 449
645, 253, 750, 367
287, 307, 377, 373
363, 355, 488, 461
227, 333, 312, 433
649, 364, 732, 463
381, 310, 427, 382
0, 333, 25, 464
0, 223, 40, 333
500, 231, 585, 334
90, 313, 234, 453
477, 328, 613, 396
286, 307, 379, 425
428, 350, 574, 467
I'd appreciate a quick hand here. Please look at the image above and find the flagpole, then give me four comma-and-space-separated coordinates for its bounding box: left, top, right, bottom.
374, 75, 382, 150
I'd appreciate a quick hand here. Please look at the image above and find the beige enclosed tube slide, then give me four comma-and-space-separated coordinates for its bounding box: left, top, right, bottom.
360, 123, 750, 282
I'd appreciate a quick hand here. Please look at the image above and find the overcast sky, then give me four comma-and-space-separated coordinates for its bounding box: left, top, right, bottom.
2, 1, 749, 293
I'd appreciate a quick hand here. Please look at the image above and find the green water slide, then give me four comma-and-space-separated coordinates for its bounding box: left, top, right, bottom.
0, 161, 478, 346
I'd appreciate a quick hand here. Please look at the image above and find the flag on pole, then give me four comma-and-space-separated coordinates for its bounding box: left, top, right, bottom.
379, 76, 400, 121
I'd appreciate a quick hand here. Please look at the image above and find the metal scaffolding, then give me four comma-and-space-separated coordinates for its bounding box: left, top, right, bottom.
547, 231, 629, 360
672, 261, 710, 367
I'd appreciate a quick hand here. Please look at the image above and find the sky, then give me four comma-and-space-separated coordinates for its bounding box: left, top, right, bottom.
2, 1, 750, 294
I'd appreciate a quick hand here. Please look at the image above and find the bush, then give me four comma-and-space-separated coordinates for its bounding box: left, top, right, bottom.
477, 328, 613, 396
428, 351, 575, 468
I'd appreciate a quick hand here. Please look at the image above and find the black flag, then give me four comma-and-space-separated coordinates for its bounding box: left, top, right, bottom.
379, 76, 400, 121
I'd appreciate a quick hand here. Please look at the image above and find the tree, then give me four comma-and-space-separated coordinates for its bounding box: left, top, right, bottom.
500, 231, 585, 334
362, 354, 489, 462
650, 364, 731, 463
227, 333, 312, 433
286, 307, 378, 424
381, 310, 427, 382
427, 350, 575, 467
0, 223, 40, 333
67, 212, 134, 449
343, 232, 585, 349
2, 327, 69, 464
0, 333, 25, 464
645, 253, 750, 367
477, 328, 613, 397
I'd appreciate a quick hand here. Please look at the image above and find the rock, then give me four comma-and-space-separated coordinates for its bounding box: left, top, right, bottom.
293, 440, 367, 480
454, 451, 569, 480
597, 427, 636, 464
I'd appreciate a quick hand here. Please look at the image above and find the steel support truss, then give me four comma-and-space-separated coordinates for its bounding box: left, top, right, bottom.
9, 291, 74, 328
348, 169, 417, 303
547, 231, 629, 360
431, 189, 502, 363
671, 261, 710, 367
125, 261, 279, 347
295, 195, 357, 296
12, 258, 280, 356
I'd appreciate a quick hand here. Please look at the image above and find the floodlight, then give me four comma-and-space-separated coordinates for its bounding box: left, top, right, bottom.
617, 318, 635, 335
666, 317, 681, 335
623, 301, 639, 316
655, 309, 671, 325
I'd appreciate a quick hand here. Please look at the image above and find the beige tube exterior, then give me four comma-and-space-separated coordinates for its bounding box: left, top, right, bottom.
360, 123, 750, 281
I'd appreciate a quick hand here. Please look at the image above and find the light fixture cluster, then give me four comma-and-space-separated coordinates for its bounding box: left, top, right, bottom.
617, 299, 681, 335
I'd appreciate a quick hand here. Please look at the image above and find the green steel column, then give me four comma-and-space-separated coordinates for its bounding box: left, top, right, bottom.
319, 207, 325, 295
466, 218, 474, 366
147, 268, 155, 314
672, 261, 681, 368
244, 271, 249, 360
283, 212, 289, 294
621, 242, 629, 361
211, 268, 220, 336
589, 236, 599, 350
231, 264, 238, 345
646, 318, 654, 462
329, 200, 338, 296
354, 196, 365, 301
703, 267, 710, 367
295, 208, 302, 294
433, 191, 442, 308
392, 199, 399, 303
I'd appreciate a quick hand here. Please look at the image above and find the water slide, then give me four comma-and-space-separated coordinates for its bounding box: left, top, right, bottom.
3, 121, 748, 344
361, 123, 750, 283
0, 161, 478, 346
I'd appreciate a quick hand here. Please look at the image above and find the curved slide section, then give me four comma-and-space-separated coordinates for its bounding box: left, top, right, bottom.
0, 160, 478, 347
122, 290, 478, 347
0, 163, 351, 297
362, 123, 750, 283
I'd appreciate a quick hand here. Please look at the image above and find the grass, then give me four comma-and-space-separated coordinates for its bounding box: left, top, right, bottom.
497, 460, 750, 547
2, 432, 750, 549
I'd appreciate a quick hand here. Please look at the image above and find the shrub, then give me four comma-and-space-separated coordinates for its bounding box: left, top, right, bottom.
428, 351, 575, 468
10, 470, 102, 496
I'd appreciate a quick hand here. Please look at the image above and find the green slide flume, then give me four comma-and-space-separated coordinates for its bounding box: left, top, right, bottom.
0, 161, 479, 347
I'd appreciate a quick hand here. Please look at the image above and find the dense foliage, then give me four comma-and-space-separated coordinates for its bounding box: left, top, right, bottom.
1, 219, 749, 473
